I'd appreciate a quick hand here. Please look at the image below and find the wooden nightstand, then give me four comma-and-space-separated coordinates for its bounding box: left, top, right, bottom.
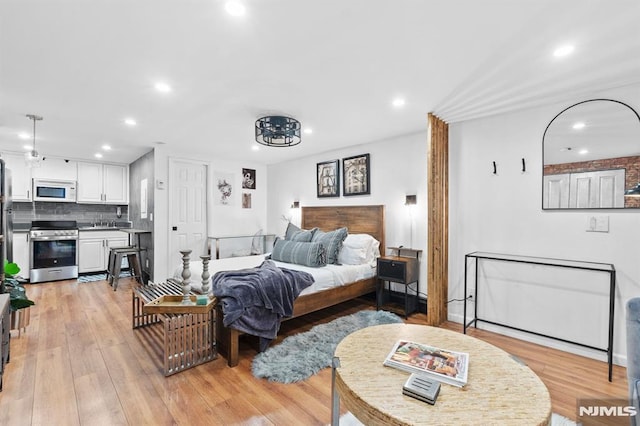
376, 248, 421, 318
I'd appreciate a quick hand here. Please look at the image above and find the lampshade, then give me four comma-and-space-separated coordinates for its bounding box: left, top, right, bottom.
625, 183, 640, 197
405, 195, 417, 205
255, 116, 301, 147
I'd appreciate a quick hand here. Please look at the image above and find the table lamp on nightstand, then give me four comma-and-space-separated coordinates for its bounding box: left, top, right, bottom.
405, 195, 417, 249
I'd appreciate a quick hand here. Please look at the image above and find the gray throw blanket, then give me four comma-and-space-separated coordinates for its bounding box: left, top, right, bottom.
212, 260, 314, 351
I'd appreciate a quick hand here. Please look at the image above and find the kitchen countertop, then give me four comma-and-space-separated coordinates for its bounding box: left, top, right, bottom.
12, 222, 133, 232
78, 226, 128, 231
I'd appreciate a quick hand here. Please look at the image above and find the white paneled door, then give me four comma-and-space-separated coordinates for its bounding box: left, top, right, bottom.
169, 159, 208, 266
544, 169, 625, 209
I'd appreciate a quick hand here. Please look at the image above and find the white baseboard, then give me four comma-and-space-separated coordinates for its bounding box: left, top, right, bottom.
447, 312, 627, 367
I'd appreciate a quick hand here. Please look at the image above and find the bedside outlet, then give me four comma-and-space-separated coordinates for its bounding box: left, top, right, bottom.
587, 215, 609, 233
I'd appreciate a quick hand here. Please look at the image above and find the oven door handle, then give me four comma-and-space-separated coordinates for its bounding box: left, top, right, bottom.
30, 236, 79, 241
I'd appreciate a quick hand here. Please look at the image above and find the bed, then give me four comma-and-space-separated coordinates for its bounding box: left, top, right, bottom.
212, 205, 385, 367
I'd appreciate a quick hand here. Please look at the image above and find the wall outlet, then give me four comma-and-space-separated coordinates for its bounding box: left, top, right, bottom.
587, 215, 609, 233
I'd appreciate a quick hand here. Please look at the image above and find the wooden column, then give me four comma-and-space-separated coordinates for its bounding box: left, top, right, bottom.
426, 113, 449, 326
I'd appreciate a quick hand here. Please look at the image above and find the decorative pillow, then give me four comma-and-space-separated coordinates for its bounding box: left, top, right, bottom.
311, 227, 348, 264
271, 239, 326, 267
338, 234, 380, 265
284, 222, 317, 242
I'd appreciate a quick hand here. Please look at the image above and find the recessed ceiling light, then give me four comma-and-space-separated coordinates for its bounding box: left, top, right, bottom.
553, 44, 575, 58
304, 128, 313, 135
392, 98, 406, 108
572, 122, 585, 130
94, 153, 103, 158
102, 144, 112, 151
225, 1, 246, 16
154, 82, 172, 93
579, 149, 589, 155
251, 145, 259, 151
124, 118, 137, 126
23, 144, 33, 151
18, 132, 30, 139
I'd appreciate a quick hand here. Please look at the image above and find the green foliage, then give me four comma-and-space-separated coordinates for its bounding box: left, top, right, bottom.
3, 260, 35, 312
4, 261, 20, 276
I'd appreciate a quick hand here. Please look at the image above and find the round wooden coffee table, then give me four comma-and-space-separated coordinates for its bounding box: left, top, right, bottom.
332, 324, 551, 426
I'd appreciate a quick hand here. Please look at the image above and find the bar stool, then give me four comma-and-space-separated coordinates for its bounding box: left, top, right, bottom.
107, 246, 143, 291
107, 245, 134, 283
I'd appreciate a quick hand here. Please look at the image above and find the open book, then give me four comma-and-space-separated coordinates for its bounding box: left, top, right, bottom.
383, 340, 469, 387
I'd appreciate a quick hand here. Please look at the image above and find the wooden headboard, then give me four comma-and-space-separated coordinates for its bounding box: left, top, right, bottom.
301, 205, 385, 251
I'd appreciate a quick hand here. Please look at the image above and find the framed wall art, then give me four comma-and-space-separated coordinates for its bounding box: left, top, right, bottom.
215, 172, 234, 205
343, 153, 370, 196
242, 193, 252, 209
317, 159, 340, 198
242, 168, 256, 189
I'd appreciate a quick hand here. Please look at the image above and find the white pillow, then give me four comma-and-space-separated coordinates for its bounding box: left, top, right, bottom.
338, 234, 380, 265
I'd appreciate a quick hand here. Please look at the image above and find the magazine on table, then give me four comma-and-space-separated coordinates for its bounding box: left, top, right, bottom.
383, 340, 469, 387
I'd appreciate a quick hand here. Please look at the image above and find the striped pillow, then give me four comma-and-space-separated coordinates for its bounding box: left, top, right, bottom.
311, 227, 348, 264
271, 239, 326, 267
284, 223, 317, 242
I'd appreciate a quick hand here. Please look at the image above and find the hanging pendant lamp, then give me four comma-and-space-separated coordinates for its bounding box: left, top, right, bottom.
25, 114, 43, 168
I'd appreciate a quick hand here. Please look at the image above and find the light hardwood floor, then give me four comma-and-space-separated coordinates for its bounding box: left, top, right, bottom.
0, 277, 629, 425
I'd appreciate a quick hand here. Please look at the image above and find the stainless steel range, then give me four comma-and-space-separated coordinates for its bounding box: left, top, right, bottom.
29, 220, 79, 283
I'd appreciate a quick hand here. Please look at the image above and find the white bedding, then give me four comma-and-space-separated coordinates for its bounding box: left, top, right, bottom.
172, 254, 376, 296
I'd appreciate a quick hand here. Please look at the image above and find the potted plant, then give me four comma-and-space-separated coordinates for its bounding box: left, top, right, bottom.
2, 260, 35, 333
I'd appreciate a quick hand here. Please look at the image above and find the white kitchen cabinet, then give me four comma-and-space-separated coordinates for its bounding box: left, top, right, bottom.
1, 152, 32, 201
77, 162, 128, 204
32, 157, 78, 181
79, 230, 128, 273
11, 231, 30, 275
78, 238, 105, 272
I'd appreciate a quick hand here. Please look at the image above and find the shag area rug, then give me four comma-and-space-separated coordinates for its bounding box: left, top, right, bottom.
333, 412, 576, 425
252, 310, 403, 383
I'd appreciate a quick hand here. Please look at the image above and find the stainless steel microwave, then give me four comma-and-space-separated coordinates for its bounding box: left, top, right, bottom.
33, 179, 77, 202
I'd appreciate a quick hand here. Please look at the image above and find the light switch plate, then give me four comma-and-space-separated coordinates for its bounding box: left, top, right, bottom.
587, 216, 609, 232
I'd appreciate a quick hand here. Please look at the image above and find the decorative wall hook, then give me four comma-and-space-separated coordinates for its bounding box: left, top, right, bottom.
522, 158, 526, 172
492, 161, 497, 174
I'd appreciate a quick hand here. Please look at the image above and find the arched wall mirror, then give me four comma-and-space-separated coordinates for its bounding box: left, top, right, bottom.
542, 99, 640, 209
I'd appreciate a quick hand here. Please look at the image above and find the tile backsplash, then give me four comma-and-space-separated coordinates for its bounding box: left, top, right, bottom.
12, 202, 129, 227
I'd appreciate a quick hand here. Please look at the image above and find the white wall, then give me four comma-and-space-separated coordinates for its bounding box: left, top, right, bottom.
448, 84, 640, 365
266, 133, 429, 296
152, 145, 267, 280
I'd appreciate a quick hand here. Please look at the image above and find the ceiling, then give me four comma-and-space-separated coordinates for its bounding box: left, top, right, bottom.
1, 0, 639, 166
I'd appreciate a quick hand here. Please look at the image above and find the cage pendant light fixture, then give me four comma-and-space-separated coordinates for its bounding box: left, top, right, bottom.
25, 114, 43, 168
255, 115, 301, 147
